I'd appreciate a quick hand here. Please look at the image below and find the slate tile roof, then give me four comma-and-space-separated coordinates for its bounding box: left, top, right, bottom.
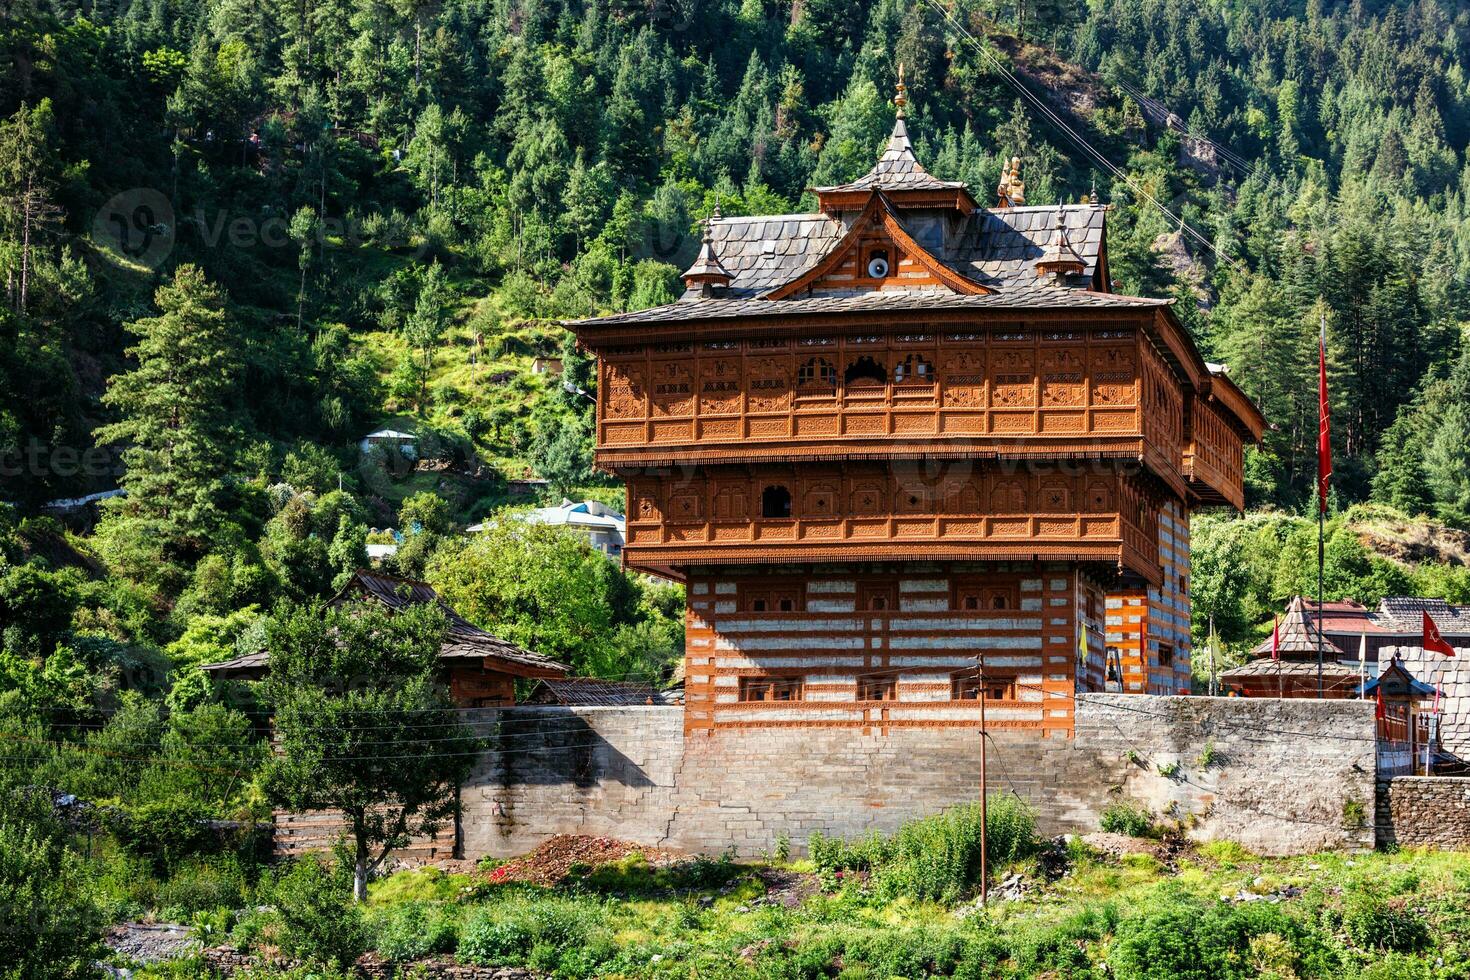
1375, 597, 1470, 635
334, 570, 569, 675
811, 117, 967, 194
946, 205, 1106, 289
577, 286, 1167, 328
569, 112, 1120, 330
1218, 658, 1359, 679
1248, 597, 1347, 659
694, 213, 848, 298
202, 570, 571, 680
525, 678, 682, 706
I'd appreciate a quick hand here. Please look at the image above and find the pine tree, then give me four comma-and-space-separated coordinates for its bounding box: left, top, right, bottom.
0, 100, 62, 315
94, 266, 241, 589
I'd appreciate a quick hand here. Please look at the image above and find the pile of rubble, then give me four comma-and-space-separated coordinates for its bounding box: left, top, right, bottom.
103, 922, 197, 966
483, 834, 679, 886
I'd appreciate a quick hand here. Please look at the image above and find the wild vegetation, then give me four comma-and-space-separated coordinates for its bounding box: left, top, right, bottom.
90, 803, 1470, 979
5, 0, 1470, 973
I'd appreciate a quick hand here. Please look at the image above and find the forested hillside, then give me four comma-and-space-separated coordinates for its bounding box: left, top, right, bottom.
3, 0, 1470, 668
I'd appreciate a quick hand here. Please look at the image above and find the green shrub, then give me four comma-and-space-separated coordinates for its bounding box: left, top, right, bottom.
156, 857, 248, 917
0, 791, 107, 980
1341, 891, 1429, 953
370, 900, 458, 961
1197, 840, 1253, 867
369, 866, 473, 904
1007, 903, 1116, 976
112, 797, 213, 871
1108, 892, 1336, 980
457, 897, 610, 973
1099, 799, 1156, 837
264, 856, 366, 967
809, 798, 1038, 903
458, 910, 534, 965
1357, 952, 1436, 980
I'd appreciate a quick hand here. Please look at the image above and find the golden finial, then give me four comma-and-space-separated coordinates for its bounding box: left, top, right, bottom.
895, 62, 907, 117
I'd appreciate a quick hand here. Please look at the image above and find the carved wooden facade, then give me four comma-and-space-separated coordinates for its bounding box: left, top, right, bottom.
570, 103, 1263, 735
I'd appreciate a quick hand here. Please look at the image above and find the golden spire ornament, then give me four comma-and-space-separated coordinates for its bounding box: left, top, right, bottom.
895, 62, 907, 117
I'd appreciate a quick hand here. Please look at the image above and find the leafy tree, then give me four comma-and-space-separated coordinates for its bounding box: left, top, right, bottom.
400, 262, 449, 413
262, 600, 474, 900
427, 520, 621, 671
0, 100, 64, 316
392, 490, 453, 577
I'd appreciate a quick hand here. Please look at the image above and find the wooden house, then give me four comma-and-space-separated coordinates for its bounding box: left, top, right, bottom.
567, 79, 1264, 736
201, 569, 569, 707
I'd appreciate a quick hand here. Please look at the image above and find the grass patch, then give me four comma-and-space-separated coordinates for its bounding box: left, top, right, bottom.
367, 867, 474, 905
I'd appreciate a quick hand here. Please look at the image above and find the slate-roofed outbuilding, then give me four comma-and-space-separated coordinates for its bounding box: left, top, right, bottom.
200, 570, 569, 689
1248, 596, 1348, 660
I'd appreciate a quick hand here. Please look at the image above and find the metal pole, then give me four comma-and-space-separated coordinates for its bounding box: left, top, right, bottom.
1207, 615, 1217, 697
979, 666, 988, 907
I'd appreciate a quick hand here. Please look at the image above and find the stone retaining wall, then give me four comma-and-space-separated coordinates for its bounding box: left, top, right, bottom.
460, 695, 1377, 858
1376, 776, 1470, 849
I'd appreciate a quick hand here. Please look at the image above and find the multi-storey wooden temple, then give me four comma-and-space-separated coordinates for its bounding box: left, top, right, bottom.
569, 81, 1264, 736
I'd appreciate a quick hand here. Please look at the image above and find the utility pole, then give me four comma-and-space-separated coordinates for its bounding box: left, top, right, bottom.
978, 667, 988, 907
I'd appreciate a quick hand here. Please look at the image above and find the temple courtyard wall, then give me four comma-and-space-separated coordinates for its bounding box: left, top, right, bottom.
456, 695, 1380, 858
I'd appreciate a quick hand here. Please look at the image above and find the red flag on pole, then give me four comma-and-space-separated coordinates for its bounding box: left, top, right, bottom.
1375, 687, 1386, 723
1318, 315, 1332, 515
1424, 611, 1456, 658
1271, 615, 1280, 660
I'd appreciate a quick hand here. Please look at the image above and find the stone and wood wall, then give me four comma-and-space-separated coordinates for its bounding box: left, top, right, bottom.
457, 695, 1379, 859
682, 563, 1107, 735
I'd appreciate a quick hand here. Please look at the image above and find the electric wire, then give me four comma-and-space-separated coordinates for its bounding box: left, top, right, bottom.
917, 0, 1248, 274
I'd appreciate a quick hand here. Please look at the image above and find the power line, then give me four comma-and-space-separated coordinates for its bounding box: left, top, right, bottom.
918, 0, 1247, 274
1111, 78, 1259, 179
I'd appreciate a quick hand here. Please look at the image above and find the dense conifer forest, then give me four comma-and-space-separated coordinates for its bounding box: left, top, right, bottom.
2, 0, 1470, 665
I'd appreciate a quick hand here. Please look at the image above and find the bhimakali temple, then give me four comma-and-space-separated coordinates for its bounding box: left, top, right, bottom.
569, 76, 1265, 736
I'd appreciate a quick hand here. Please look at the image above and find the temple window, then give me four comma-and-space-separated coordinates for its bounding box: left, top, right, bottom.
954, 582, 1016, 611
858, 674, 897, 701
740, 677, 804, 702
1158, 644, 1175, 668
952, 674, 1014, 701
797, 357, 836, 391
843, 355, 887, 387
761, 484, 793, 518
743, 585, 804, 612
893, 353, 934, 384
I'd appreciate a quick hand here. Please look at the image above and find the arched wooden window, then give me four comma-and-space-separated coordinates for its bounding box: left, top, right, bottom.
761, 485, 793, 518
843, 355, 887, 387
893, 353, 934, 384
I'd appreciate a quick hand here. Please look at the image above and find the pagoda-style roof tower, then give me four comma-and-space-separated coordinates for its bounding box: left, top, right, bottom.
569, 79, 1264, 735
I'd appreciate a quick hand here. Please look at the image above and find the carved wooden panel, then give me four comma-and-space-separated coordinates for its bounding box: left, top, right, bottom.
604, 360, 647, 420
748, 356, 790, 413
594, 325, 1240, 518
650, 359, 694, 417
699, 357, 743, 415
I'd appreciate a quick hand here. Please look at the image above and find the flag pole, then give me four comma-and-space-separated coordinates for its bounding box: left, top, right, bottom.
1316, 310, 1330, 699
1207, 615, 1217, 697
